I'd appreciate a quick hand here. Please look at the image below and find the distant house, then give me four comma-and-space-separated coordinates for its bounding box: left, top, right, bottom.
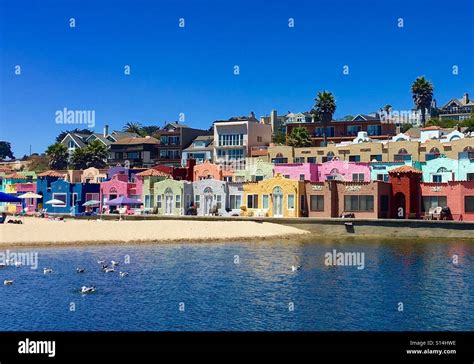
181, 135, 214, 166
154, 122, 212, 167
60, 125, 140, 159
108, 136, 160, 168
213, 113, 272, 167
435, 93, 474, 121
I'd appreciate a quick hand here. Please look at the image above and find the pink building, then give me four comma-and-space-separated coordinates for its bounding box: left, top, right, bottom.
100, 171, 143, 213
16, 181, 37, 214
273, 163, 319, 182
318, 159, 371, 182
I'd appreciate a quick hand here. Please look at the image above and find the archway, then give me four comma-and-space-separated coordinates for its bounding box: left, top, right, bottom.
272, 186, 283, 217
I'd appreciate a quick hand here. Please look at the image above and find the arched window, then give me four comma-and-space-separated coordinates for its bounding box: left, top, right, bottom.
204, 187, 213, 194
276, 153, 283, 158
109, 187, 117, 194
330, 168, 339, 175
398, 148, 408, 155
437, 167, 448, 173
430, 147, 440, 154
464, 146, 473, 152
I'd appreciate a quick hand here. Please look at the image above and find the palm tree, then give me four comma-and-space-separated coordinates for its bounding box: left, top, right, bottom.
122, 122, 143, 135
382, 104, 392, 122
69, 148, 89, 169
85, 140, 109, 168
45, 143, 68, 170
313, 91, 336, 147
141, 125, 161, 137
287, 126, 312, 147
411, 76, 434, 127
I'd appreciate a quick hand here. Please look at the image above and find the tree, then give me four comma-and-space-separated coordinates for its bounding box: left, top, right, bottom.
45, 143, 68, 169
122, 122, 143, 135
69, 148, 89, 169
411, 76, 434, 127
84, 140, 108, 168
287, 126, 312, 147
55, 128, 93, 143
272, 131, 286, 145
0, 141, 14, 160
313, 91, 336, 147
141, 125, 161, 137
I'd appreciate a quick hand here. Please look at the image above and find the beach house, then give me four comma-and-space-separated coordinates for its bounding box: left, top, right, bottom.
242, 174, 305, 217
99, 171, 142, 213
153, 178, 193, 216
420, 154, 474, 182
318, 159, 371, 182
273, 162, 318, 182
232, 157, 273, 182
193, 160, 233, 181
136, 169, 171, 210
192, 179, 228, 216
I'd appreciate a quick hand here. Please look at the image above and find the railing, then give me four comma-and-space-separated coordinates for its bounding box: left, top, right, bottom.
250, 146, 268, 156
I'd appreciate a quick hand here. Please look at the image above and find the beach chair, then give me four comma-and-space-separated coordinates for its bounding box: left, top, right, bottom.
423, 207, 435, 220
432, 206, 443, 220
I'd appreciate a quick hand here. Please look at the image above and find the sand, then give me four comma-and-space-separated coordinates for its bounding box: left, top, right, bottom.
0, 217, 309, 246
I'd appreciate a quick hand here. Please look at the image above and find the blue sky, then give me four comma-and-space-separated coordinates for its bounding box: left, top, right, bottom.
1, 0, 473, 156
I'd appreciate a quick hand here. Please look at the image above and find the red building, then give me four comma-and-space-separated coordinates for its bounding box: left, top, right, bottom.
152, 159, 196, 181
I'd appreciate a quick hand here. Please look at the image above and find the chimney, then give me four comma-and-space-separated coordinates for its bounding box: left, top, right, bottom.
103, 124, 109, 137
396, 125, 401, 134
186, 158, 196, 181
462, 93, 469, 105
249, 111, 255, 119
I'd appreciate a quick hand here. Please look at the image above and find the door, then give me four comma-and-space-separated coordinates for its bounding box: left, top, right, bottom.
393, 192, 406, 219
203, 187, 213, 215
165, 188, 173, 215
272, 186, 283, 217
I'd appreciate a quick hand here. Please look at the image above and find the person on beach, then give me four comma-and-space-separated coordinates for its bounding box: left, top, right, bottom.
0, 213, 7, 224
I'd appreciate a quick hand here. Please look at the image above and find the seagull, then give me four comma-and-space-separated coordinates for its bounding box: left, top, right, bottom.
14, 261, 22, 268
4, 280, 13, 285
104, 267, 115, 273
119, 272, 128, 278
97, 260, 105, 264
291, 265, 301, 272
76, 268, 85, 273
43, 268, 53, 274
111, 261, 119, 266
80, 286, 96, 294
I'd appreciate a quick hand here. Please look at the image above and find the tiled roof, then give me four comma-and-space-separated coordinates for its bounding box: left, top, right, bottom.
388, 166, 422, 174
136, 169, 171, 177
4, 173, 26, 179
37, 170, 65, 177
112, 136, 160, 145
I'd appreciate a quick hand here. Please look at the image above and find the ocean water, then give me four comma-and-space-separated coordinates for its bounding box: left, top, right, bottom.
0, 239, 472, 331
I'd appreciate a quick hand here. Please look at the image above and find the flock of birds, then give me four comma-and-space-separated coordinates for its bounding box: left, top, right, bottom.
2, 258, 129, 294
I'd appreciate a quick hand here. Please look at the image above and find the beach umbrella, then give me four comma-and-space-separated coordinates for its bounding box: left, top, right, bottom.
106, 196, 142, 206
45, 199, 66, 205
0, 192, 21, 203
82, 200, 100, 207
18, 192, 42, 199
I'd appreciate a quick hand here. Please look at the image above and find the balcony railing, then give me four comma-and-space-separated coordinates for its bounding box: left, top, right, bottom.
250, 146, 268, 157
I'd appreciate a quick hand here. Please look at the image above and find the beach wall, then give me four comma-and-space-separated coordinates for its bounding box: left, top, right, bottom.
58, 214, 474, 240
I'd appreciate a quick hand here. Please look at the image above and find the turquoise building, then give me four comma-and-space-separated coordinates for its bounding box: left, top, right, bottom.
420, 153, 474, 182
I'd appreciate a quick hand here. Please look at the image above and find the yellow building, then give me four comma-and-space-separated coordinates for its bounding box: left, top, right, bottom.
242, 174, 305, 218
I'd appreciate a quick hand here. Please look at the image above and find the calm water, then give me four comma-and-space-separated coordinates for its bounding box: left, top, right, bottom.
0, 240, 472, 331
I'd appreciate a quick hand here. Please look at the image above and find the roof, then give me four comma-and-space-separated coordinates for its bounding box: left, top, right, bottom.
352, 114, 380, 121
404, 127, 421, 138
86, 133, 113, 146
37, 170, 65, 177
135, 169, 171, 177
111, 136, 160, 145
388, 166, 422, 174
421, 126, 441, 131
183, 135, 214, 151
214, 115, 260, 123
110, 131, 141, 141
163, 122, 189, 130
4, 173, 27, 179
61, 133, 87, 148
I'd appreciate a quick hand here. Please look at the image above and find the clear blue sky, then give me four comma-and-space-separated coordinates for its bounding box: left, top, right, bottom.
1, 0, 473, 157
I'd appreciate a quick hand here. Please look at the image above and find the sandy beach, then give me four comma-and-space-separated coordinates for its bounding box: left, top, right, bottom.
0, 217, 309, 246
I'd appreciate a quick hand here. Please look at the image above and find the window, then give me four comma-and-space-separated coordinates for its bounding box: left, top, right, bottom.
380, 195, 389, 212
422, 196, 447, 211
395, 148, 411, 162
376, 173, 388, 182
367, 125, 382, 136
283, 174, 290, 179
307, 157, 317, 163
247, 194, 258, 209
185, 194, 191, 208
156, 195, 162, 209
349, 155, 361, 162
85, 193, 99, 201
175, 195, 181, 209
299, 174, 305, 181
288, 194, 295, 209
68, 140, 75, 149
352, 173, 365, 182
145, 195, 154, 208
224, 176, 233, 182
254, 175, 264, 182
229, 195, 242, 210
465, 196, 474, 212
467, 173, 474, 181
52, 193, 67, 207
300, 195, 305, 211
262, 194, 269, 209
194, 195, 200, 208
257, 136, 262, 142
370, 154, 382, 162
293, 157, 305, 163
432, 175, 442, 183
347, 125, 361, 135
344, 195, 374, 211
310, 195, 324, 211
216, 195, 222, 209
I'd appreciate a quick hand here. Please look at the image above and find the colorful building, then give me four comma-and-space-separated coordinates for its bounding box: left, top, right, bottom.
273, 162, 318, 182
100, 171, 142, 213
153, 178, 193, 216
193, 160, 233, 181
136, 169, 171, 209
305, 180, 392, 219
192, 179, 228, 216
420, 154, 474, 182
318, 159, 371, 182
370, 161, 420, 182
242, 174, 305, 217
232, 157, 273, 182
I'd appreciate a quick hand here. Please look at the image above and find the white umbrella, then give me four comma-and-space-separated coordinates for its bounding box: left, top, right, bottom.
45, 199, 66, 205
18, 192, 42, 199
82, 200, 100, 207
